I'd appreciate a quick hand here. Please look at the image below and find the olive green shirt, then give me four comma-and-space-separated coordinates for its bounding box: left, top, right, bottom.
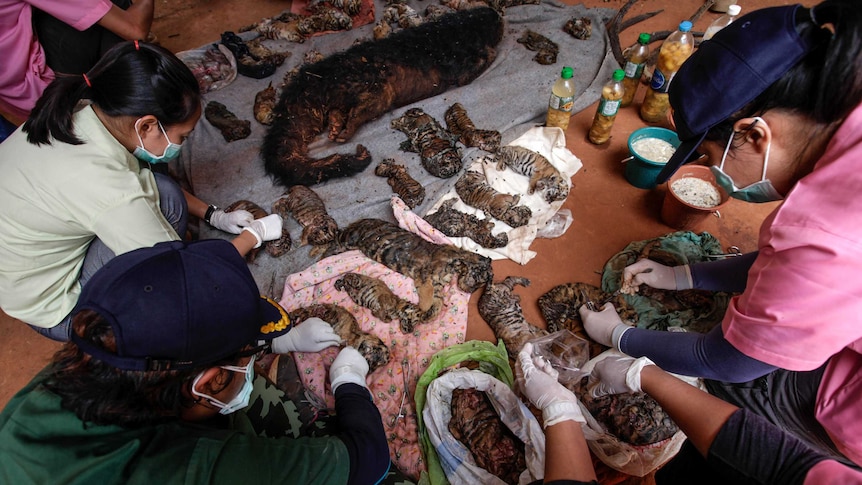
0, 372, 351, 484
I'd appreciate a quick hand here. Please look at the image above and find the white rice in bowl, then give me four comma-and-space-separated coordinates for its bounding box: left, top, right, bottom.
671, 177, 721, 208
631, 137, 676, 164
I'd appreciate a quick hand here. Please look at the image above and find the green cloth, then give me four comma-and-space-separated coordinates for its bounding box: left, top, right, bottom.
0, 370, 350, 485
414, 339, 513, 485
601, 231, 731, 333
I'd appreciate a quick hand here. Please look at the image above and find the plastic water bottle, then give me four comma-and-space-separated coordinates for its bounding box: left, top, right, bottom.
546, 66, 576, 130
589, 69, 626, 145
621, 33, 651, 108
640, 21, 694, 123
703, 5, 742, 41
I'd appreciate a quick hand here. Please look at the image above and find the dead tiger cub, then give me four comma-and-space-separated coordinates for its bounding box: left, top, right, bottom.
444, 103, 501, 152
288, 303, 390, 371
224, 200, 291, 261
495, 145, 569, 203
272, 185, 338, 252
334, 272, 435, 333
424, 198, 508, 249
454, 171, 532, 228
375, 159, 425, 209
391, 108, 463, 179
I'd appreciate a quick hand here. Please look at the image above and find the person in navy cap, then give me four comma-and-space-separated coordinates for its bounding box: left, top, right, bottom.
0, 239, 390, 485
578, 0, 862, 479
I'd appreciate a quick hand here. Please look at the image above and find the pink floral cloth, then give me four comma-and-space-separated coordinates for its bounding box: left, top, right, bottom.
279, 197, 471, 479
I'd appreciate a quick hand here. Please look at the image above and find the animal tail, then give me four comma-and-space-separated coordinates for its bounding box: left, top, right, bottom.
263, 138, 372, 186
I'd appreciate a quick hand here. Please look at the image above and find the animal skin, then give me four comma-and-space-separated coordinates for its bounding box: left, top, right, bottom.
261, 7, 503, 187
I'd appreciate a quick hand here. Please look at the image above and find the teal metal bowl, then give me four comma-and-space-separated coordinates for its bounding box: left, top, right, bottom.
625, 127, 681, 189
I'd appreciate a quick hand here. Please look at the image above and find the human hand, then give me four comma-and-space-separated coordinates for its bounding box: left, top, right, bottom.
622, 259, 691, 292
577, 303, 631, 349
517, 342, 584, 427
241, 214, 283, 248
329, 346, 370, 392
588, 354, 655, 397
271, 317, 342, 353
209, 209, 254, 234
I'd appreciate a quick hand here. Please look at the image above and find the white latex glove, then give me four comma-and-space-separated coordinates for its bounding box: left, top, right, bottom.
577, 302, 631, 349
588, 354, 655, 398
271, 317, 342, 353
517, 342, 584, 428
622, 259, 692, 292
241, 214, 283, 248
209, 209, 254, 234
329, 346, 370, 392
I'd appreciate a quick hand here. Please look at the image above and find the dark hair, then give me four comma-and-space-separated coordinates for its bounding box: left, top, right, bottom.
23, 41, 201, 146
43, 310, 236, 428
705, 0, 862, 143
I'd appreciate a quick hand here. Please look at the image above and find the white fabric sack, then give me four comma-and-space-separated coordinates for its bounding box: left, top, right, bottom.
423, 368, 546, 485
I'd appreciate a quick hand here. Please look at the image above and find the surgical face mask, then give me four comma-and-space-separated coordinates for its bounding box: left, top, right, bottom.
191, 355, 255, 415
709, 117, 784, 203
132, 118, 183, 164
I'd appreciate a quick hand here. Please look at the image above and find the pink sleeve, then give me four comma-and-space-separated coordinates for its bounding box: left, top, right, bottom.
26, 0, 112, 31
723, 223, 862, 370
804, 460, 862, 485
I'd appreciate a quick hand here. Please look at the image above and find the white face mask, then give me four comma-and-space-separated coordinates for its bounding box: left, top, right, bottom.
709, 117, 784, 203
191, 356, 255, 415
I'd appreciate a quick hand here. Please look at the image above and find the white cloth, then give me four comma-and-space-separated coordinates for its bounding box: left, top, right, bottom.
426, 126, 582, 264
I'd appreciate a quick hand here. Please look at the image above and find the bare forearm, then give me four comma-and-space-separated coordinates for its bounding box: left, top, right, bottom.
97, 0, 154, 41
640, 366, 738, 456
183, 189, 208, 220
543, 420, 597, 483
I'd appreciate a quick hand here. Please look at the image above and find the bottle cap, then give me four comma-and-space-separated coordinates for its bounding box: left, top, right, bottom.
727, 4, 741, 16
612, 69, 625, 81
679, 21, 693, 32
638, 33, 651, 44
561, 66, 574, 79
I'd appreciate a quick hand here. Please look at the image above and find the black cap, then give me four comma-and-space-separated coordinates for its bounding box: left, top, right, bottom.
656, 4, 817, 183
70, 240, 291, 371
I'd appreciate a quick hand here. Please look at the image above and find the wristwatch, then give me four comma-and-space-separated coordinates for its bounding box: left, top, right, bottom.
204, 205, 218, 224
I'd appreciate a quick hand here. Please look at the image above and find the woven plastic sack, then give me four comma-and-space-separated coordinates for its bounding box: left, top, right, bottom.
175, 43, 237, 94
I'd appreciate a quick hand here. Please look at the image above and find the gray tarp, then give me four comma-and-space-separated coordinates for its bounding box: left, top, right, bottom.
172, 0, 618, 298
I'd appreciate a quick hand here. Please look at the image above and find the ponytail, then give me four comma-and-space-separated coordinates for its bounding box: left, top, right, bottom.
22, 41, 201, 146
22, 74, 91, 146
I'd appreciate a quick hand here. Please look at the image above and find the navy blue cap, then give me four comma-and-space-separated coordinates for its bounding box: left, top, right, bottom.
70, 239, 291, 371
656, 4, 816, 183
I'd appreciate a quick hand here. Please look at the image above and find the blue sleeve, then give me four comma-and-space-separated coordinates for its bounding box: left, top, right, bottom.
334, 384, 391, 485
619, 325, 776, 382
689, 251, 758, 292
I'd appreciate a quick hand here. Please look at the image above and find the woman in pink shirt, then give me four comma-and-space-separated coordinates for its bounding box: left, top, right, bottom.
579, 0, 862, 480
0, 0, 152, 125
